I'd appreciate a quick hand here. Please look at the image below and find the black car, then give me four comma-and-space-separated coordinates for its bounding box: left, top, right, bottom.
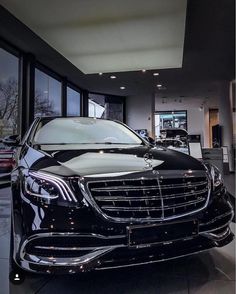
8, 117, 234, 283
160, 128, 188, 144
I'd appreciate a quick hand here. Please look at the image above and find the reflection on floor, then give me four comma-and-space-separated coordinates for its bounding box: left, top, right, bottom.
0, 175, 234, 294
224, 173, 235, 196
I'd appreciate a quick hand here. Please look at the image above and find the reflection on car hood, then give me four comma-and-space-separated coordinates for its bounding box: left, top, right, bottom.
25, 144, 205, 177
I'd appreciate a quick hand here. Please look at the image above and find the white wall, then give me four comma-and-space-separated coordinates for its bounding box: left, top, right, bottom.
126, 94, 154, 136
126, 94, 219, 148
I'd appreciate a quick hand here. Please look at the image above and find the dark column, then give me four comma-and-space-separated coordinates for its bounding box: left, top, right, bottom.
61, 77, 67, 116
81, 90, 89, 117
219, 81, 234, 171
19, 53, 35, 137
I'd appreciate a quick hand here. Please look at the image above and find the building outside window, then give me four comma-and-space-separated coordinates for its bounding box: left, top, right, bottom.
88, 93, 124, 121
0, 48, 19, 137
67, 87, 80, 116
88, 94, 105, 118
34, 69, 62, 117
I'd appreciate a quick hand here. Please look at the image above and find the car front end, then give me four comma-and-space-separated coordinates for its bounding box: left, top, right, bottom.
12, 164, 234, 274
10, 117, 234, 275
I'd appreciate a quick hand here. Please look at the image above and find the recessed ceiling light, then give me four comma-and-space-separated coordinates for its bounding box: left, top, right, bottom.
120, 86, 126, 90
153, 72, 159, 76
110, 75, 116, 79
142, 69, 146, 73
157, 84, 162, 87
99, 72, 103, 76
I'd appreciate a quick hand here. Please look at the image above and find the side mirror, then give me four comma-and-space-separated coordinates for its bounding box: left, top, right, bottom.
144, 136, 156, 146
2, 135, 20, 147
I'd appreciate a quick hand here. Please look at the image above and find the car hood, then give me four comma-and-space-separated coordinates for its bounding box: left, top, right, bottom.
24, 144, 205, 178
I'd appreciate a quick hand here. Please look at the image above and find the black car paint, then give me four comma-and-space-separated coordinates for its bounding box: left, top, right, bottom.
10, 117, 234, 275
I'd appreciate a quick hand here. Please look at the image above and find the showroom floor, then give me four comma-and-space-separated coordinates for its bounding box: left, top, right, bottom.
0, 174, 235, 294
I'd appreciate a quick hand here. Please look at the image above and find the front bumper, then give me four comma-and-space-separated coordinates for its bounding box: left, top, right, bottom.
19, 225, 233, 274
13, 192, 234, 274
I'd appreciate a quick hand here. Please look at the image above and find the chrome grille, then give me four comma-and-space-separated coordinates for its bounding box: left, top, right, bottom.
87, 174, 209, 221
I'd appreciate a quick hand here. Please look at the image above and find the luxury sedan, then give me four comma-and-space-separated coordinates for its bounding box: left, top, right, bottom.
7, 117, 234, 283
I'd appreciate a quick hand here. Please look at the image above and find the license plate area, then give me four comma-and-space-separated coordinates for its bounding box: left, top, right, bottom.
127, 220, 199, 247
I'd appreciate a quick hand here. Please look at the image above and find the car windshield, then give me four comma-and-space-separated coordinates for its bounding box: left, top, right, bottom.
32, 118, 143, 145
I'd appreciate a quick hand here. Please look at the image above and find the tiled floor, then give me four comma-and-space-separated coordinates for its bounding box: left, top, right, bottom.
0, 174, 235, 294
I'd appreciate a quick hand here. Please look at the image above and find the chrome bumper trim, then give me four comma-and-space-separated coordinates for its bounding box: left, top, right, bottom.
19, 220, 233, 270
199, 207, 234, 227
22, 248, 114, 267
95, 248, 212, 271
20, 232, 126, 269
199, 209, 234, 234
200, 227, 232, 241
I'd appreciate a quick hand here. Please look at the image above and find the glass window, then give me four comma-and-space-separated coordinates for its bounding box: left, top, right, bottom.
0, 48, 19, 137
67, 87, 80, 116
88, 94, 105, 118
155, 111, 187, 140
88, 93, 124, 121
35, 69, 62, 117
33, 117, 142, 145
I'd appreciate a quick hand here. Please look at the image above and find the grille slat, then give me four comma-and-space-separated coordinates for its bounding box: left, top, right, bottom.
101, 198, 205, 212
91, 181, 208, 192
91, 186, 159, 192
94, 188, 207, 201
87, 174, 209, 221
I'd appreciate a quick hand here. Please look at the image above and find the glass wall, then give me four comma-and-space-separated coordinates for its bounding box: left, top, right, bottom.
34, 69, 62, 117
0, 48, 19, 137
67, 87, 80, 116
0, 43, 126, 139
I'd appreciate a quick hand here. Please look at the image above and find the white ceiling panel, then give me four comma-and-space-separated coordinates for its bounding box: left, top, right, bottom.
0, 0, 187, 74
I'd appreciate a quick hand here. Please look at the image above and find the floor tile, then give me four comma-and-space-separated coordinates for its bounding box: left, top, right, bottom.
0, 234, 10, 259
186, 250, 235, 281
37, 267, 188, 294
0, 259, 10, 294
189, 279, 235, 294
10, 274, 51, 294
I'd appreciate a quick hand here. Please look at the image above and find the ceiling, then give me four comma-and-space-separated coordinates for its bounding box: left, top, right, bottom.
84, 0, 235, 98
0, 0, 187, 74
0, 0, 235, 99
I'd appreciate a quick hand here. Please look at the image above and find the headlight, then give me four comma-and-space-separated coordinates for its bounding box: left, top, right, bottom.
24, 171, 78, 203
209, 164, 223, 191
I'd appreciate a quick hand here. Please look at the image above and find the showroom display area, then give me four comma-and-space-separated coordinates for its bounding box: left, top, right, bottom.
4, 117, 234, 281
0, 0, 234, 293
